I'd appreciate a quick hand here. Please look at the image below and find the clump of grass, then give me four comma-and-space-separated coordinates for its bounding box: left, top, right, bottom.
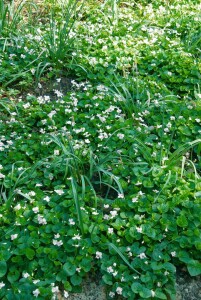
44, 0, 81, 65
0, 0, 37, 36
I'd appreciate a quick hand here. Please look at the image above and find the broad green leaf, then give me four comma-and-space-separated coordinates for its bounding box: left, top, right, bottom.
195, 191, 201, 198
56, 270, 67, 282
152, 248, 164, 261
80, 258, 92, 272
63, 262, 76, 276
70, 274, 82, 286
25, 248, 35, 260
187, 260, 201, 276
151, 261, 163, 271
131, 282, 142, 293
102, 274, 113, 285
0, 261, 7, 277
176, 215, 188, 227
63, 281, 72, 291
7, 269, 20, 283
155, 289, 167, 299
163, 262, 176, 273
139, 287, 152, 298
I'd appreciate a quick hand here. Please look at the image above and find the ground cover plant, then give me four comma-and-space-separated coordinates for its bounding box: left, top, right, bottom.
0, 0, 201, 299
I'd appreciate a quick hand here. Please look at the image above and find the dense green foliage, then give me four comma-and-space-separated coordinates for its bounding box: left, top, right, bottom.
0, 0, 201, 299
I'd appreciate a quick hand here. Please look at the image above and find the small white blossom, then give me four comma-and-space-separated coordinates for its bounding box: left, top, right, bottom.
54, 150, 60, 155
72, 234, 81, 240
11, 234, 18, 240
109, 291, 115, 298
33, 289, 40, 297
52, 286, 59, 293
64, 290, 69, 298
108, 228, 114, 234
55, 189, 64, 195
52, 239, 63, 246
23, 103, 30, 109
0, 282, 5, 289
33, 279, 40, 284
69, 219, 75, 225
138, 253, 147, 259
14, 204, 21, 210
32, 207, 39, 213
54, 90, 63, 98
48, 110, 57, 119
117, 133, 124, 139
116, 287, 123, 295
136, 226, 142, 233
107, 266, 114, 273
29, 191, 36, 197
76, 267, 81, 272
23, 272, 30, 278
96, 251, 102, 259
43, 196, 50, 202
37, 215, 47, 225
110, 210, 118, 218
132, 197, 138, 203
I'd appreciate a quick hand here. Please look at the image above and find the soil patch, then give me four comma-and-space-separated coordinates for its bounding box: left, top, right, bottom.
22, 76, 74, 100
60, 270, 201, 300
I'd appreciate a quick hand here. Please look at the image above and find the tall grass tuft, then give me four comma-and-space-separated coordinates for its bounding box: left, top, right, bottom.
0, 0, 37, 37
48, 134, 124, 231
44, 0, 81, 64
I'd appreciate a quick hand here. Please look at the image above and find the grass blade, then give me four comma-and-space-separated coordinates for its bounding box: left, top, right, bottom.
107, 242, 141, 275
71, 177, 84, 235
167, 139, 201, 167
